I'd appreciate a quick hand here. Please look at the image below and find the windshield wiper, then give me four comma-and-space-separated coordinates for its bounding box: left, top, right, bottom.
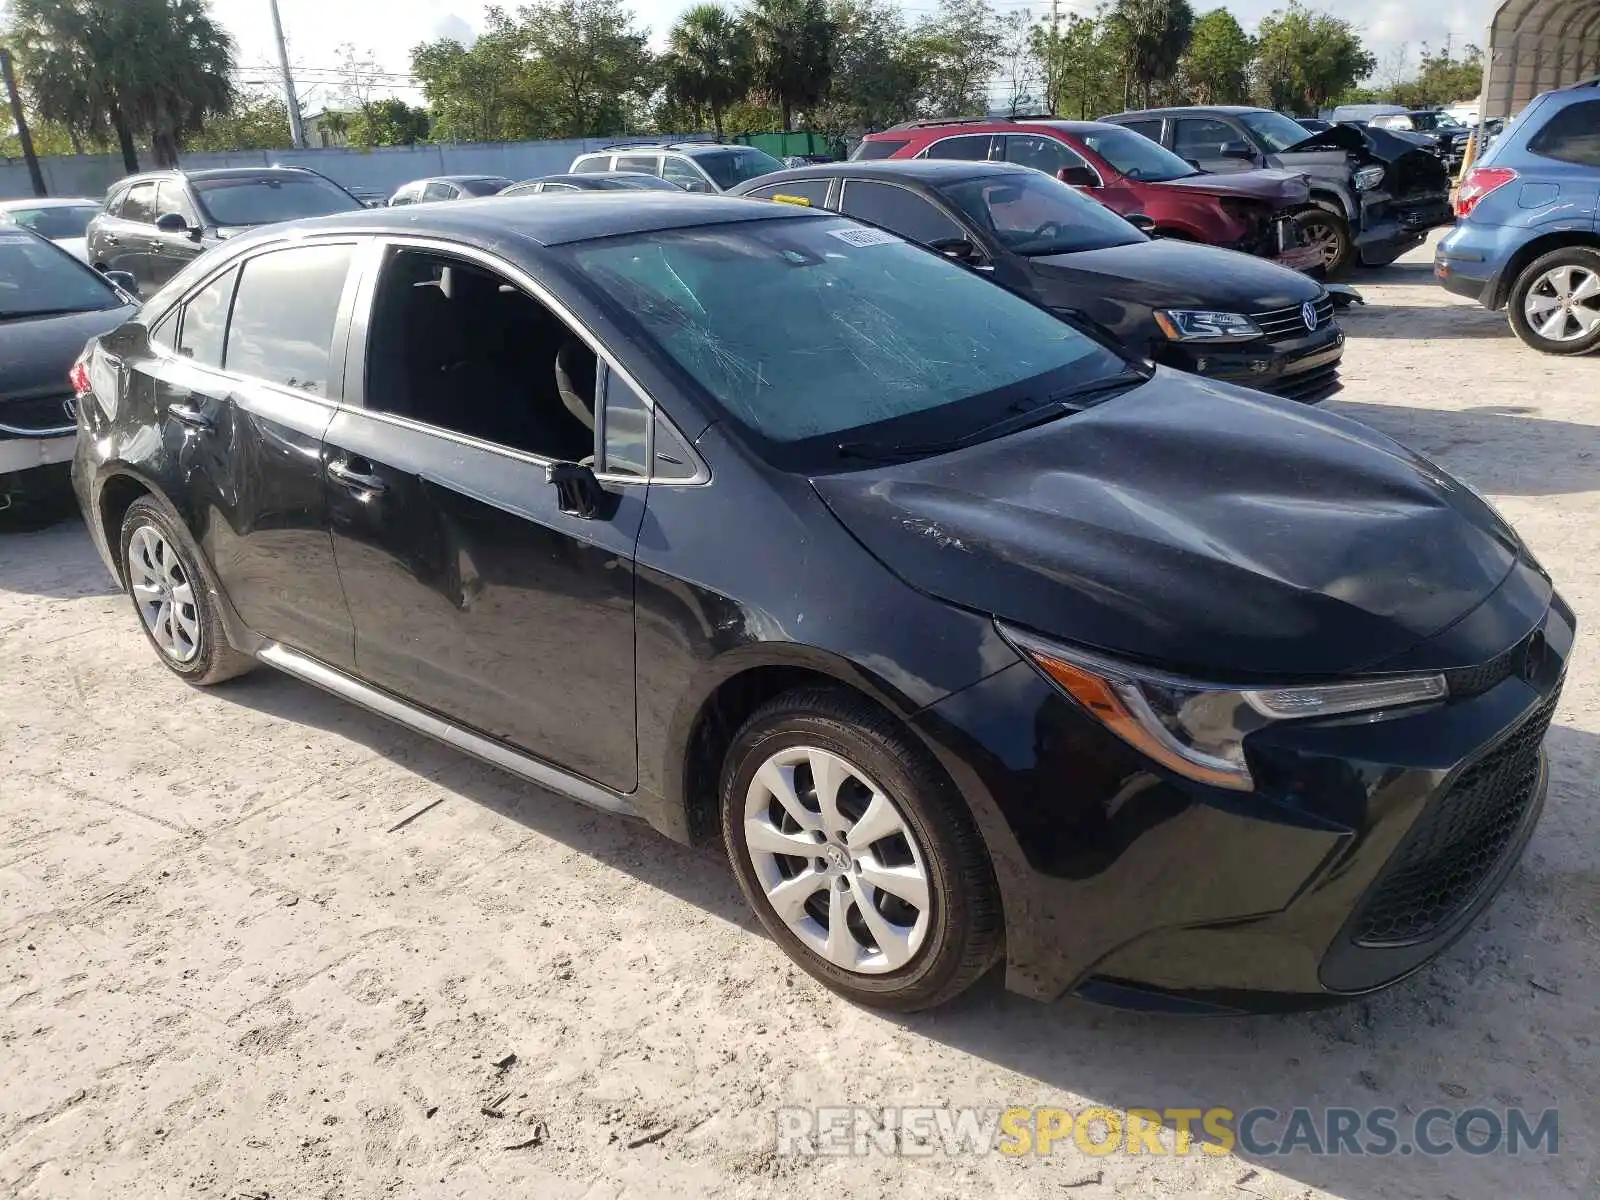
837, 370, 1149, 463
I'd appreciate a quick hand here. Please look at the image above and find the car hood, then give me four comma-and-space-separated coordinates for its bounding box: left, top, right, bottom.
1028, 236, 1320, 311
1284, 123, 1438, 167
0, 305, 135, 403
1152, 169, 1310, 205
811, 375, 1521, 678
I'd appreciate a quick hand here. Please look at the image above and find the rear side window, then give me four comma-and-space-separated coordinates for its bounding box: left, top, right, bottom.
571, 156, 610, 174
744, 179, 832, 207
121, 182, 158, 224
615, 154, 661, 175
839, 180, 965, 247
1119, 119, 1165, 143
1528, 100, 1600, 167
921, 135, 993, 161
175, 267, 238, 368
852, 137, 910, 160
224, 244, 353, 396
423, 181, 456, 201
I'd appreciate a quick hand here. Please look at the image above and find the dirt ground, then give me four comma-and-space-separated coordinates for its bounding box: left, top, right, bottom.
2, 231, 1597, 1200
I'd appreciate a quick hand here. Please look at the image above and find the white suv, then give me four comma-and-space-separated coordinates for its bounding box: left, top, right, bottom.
567, 143, 786, 194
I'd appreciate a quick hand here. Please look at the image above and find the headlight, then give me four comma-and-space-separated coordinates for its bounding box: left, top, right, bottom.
1354, 165, 1386, 191
1153, 310, 1262, 343
1001, 625, 1447, 791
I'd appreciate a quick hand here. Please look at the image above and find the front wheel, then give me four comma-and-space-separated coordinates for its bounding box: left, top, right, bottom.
721, 687, 1002, 1011
1506, 248, 1600, 356
1295, 209, 1352, 276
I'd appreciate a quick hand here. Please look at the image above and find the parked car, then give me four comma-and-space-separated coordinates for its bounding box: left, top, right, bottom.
731, 160, 1345, 401
85, 166, 365, 297
1, 228, 136, 513
568, 142, 786, 192
388, 175, 515, 205
497, 172, 683, 196
1098, 106, 1455, 274
1328, 103, 1408, 125
71, 194, 1572, 1014
853, 118, 1321, 272
0, 197, 102, 262
1367, 109, 1472, 172
783, 154, 837, 167
1436, 80, 1600, 355
1296, 118, 1333, 133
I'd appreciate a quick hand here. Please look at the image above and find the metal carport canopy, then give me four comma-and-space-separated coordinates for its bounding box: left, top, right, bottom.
1483, 0, 1600, 117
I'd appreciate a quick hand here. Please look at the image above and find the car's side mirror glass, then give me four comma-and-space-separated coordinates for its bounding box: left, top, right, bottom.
101, 269, 138, 294
1124, 213, 1157, 235
545, 461, 615, 519
930, 237, 979, 263
1057, 165, 1099, 188
1221, 141, 1256, 160
155, 211, 194, 235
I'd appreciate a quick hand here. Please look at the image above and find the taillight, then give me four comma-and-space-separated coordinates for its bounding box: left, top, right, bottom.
69, 357, 92, 395
1455, 167, 1518, 218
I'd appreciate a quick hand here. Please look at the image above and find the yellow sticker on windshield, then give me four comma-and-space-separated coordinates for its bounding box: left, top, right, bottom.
770, 194, 813, 207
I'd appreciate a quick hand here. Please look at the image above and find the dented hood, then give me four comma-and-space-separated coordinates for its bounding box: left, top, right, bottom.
811, 374, 1521, 678
1152, 168, 1310, 206
1284, 122, 1434, 167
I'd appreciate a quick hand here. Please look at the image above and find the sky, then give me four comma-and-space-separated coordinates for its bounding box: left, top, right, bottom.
209, 0, 1497, 112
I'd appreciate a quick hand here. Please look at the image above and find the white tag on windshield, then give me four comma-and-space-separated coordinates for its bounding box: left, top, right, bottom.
827, 226, 901, 248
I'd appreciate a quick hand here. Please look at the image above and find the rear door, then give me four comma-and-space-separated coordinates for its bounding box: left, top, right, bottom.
142, 240, 360, 669
147, 180, 204, 291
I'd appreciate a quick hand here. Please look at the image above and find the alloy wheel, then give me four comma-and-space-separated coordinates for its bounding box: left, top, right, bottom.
1299, 216, 1341, 270
1523, 264, 1600, 343
127, 524, 201, 662
742, 745, 931, 974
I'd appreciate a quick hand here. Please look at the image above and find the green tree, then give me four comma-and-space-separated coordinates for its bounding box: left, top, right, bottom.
1181, 8, 1251, 104
908, 0, 1001, 117
664, 5, 751, 138
1030, 8, 1124, 119
0, 117, 85, 157
187, 89, 292, 150
745, 0, 836, 131
997, 9, 1038, 116
519, 0, 654, 137
412, 9, 541, 141
1392, 42, 1483, 107
1252, 3, 1374, 114
1108, 0, 1194, 109
352, 98, 430, 145
812, 0, 923, 133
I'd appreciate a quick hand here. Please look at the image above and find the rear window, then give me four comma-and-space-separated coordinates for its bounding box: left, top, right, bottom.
1, 204, 98, 240
191, 174, 362, 226
853, 137, 910, 161
1528, 100, 1600, 168
0, 231, 121, 319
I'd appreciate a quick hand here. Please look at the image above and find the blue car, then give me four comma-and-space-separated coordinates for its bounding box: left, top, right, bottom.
1435, 80, 1600, 355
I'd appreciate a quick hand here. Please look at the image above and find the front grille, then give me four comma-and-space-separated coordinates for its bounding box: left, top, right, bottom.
1268, 361, 1341, 402
1444, 635, 1529, 699
0, 393, 77, 435
1352, 690, 1557, 946
1253, 297, 1336, 343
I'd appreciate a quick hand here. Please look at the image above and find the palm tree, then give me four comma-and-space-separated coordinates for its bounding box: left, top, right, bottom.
743, 0, 836, 132
664, 5, 750, 139
1110, 0, 1193, 109
8, 0, 236, 171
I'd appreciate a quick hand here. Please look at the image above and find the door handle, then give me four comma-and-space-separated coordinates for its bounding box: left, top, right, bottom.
169, 403, 212, 431
328, 457, 387, 494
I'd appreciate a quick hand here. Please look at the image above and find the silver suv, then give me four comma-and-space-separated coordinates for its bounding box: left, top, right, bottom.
567, 143, 785, 194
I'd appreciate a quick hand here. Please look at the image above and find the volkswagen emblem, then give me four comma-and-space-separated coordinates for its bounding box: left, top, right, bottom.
1302, 300, 1319, 331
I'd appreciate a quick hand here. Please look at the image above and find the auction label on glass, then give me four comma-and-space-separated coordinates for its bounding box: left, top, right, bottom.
827, 227, 901, 247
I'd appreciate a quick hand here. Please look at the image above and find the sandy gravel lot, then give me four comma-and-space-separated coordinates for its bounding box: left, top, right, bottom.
2, 233, 1597, 1199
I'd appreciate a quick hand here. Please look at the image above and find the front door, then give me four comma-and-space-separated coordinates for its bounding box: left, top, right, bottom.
1173, 116, 1257, 173
147, 180, 205, 292
139, 241, 360, 670
101, 180, 158, 290
324, 242, 643, 791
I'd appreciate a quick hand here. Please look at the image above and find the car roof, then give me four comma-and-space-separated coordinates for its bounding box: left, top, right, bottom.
0, 196, 99, 209
114, 167, 329, 185
230, 192, 826, 249
869, 118, 1129, 137
737, 160, 1029, 188
577, 142, 749, 157
404, 175, 511, 185
1102, 106, 1270, 118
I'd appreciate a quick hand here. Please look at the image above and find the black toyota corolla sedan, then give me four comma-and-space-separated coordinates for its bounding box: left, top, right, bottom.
70, 195, 1571, 1014
732, 160, 1346, 401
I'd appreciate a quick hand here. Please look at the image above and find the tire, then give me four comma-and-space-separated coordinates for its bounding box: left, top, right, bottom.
1506, 247, 1600, 356
1295, 208, 1352, 277
118, 497, 254, 685
721, 686, 1002, 1011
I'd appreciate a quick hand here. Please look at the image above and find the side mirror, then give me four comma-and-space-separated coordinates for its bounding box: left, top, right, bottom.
1220, 141, 1256, 161
101, 269, 138, 294
155, 211, 196, 236
1057, 165, 1099, 188
545, 461, 614, 519
679, 179, 713, 194
1124, 213, 1157, 235
930, 236, 979, 263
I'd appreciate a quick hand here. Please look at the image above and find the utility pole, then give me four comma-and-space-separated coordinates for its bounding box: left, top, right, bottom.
0, 48, 45, 196
268, 0, 307, 149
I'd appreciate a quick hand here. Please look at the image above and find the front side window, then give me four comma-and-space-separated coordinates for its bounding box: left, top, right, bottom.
224, 244, 352, 395
561, 217, 1127, 463
0, 232, 123, 318
1002, 135, 1083, 176
154, 181, 196, 224
1238, 111, 1318, 152
191, 174, 362, 226
121, 182, 158, 224
922, 135, 994, 162
1529, 100, 1600, 167
1079, 128, 1199, 181
662, 157, 707, 189
1174, 118, 1242, 158
944, 171, 1142, 256
839, 180, 965, 247
175, 267, 238, 368
691, 147, 785, 190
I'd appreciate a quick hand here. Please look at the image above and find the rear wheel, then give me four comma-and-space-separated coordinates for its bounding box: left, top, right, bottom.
1507, 248, 1600, 356
119, 497, 254, 685
1296, 208, 1352, 276
721, 687, 1002, 1011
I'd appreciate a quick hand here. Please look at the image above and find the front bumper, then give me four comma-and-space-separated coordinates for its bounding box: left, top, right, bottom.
1, 431, 76, 478
1162, 328, 1344, 403
913, 570, 1572, 1012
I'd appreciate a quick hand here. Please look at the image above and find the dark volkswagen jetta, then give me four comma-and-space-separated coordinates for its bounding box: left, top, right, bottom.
71, 195, 1570, 1013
